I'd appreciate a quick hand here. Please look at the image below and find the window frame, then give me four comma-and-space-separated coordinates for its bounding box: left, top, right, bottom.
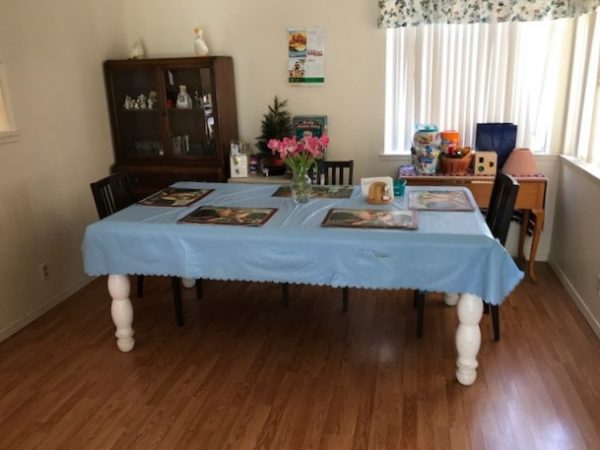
0, 60, 19, 144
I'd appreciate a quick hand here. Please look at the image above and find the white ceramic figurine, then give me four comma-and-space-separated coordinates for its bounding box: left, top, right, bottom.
193, 27, 209, 56
129, 40, 145, 59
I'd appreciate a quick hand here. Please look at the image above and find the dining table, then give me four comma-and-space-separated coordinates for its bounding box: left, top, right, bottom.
82, 181, 523, 386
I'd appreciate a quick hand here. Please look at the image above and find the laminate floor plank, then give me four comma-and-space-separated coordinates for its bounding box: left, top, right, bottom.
1, 264, 599, 449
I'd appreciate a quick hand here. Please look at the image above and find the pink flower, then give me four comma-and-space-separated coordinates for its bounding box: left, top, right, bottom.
267, 134, 329, 174
267, 139, 280, 151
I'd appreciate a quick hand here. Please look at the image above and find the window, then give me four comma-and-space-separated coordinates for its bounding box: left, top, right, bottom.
563, 11, 600, 165
384, 19, 571, 154
0, 60, 17, 142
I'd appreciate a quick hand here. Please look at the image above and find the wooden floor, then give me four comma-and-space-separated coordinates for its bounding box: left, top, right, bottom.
1, 263, 600, 449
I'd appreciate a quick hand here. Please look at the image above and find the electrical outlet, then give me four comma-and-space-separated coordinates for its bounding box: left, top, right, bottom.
40, 263, 49, 281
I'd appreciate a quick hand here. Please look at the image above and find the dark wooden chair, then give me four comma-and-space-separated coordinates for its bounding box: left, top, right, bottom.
415, 172, 519, 340
90, 173, 203, 326
318, 160, 355, 311
316, 160, 354, 185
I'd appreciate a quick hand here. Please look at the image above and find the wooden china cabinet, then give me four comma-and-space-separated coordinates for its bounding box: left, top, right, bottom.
104, 56, 238, 196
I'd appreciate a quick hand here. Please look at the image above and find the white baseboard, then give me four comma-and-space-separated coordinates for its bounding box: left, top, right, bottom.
549, 260, 600, 340
0, 276, 94, 343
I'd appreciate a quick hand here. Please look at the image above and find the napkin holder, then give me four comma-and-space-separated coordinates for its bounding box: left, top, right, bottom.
361, 176, 394, 204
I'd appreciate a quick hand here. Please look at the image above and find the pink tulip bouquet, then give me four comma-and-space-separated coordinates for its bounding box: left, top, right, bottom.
267, 135, 329, 181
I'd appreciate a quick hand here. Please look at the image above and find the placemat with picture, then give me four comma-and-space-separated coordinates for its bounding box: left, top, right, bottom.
321, 208, 418, 230
272, 185, 353, 199
137, 187, 214, 207
179, 206, 278, 227
407, 190, 475, 211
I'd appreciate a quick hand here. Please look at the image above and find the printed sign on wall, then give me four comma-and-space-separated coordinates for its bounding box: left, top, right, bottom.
288, 28, 325, 85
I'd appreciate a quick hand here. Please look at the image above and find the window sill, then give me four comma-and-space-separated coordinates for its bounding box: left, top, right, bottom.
559, 155, 600, 185
379, 152, 556, 161
0, 130, 19, 144
378, 152, 411, 161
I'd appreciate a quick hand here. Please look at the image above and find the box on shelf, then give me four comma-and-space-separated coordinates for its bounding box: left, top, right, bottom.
474, 151, 498, 175
230, 154, 249, 178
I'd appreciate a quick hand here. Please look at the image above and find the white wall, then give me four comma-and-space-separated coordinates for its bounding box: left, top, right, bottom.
123, 0, 387, 180
0, 0, 128, 340
550, 158, 600, 337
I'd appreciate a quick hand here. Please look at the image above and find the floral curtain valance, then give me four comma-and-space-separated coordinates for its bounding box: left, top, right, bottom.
378, 0, 600, 28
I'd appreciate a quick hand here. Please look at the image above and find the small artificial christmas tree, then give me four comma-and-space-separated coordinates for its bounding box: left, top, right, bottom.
256, 96, 293, 155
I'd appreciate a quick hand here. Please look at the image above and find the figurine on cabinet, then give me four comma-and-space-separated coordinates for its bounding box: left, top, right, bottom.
193, 27, 209, 56
137, 94, 147, 109
176, 85, 193, 109
129, 39, 145, 59
147, 91, 158, 109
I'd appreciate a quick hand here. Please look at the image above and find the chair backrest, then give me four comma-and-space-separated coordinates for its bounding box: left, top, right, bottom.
317, 160, 354, 185
90, 173, 136, 219
486, 171, 519, 245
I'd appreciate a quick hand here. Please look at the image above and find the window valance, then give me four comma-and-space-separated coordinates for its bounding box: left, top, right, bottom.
378, 0, 600, 28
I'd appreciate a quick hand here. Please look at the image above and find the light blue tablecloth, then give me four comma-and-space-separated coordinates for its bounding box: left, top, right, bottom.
82, 182, 523, 304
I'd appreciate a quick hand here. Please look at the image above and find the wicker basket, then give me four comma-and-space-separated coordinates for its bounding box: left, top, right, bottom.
441, 152, 473, 175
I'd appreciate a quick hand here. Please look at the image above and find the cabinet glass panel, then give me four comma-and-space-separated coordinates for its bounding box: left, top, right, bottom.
164, 67, 216, 157
113, 70, 163, 157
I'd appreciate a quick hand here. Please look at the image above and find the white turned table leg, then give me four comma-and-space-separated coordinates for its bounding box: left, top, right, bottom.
181, 278, 196, 288
455, 293, 483, 386
444, 293, 459, 306
108, 274, 135, 352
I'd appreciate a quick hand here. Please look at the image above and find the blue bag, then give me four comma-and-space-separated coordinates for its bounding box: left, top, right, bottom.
475, 123, 517, 169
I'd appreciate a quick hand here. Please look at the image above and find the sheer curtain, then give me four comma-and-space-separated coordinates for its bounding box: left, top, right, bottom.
384, 19, 570, 153
563, 11, 600, 164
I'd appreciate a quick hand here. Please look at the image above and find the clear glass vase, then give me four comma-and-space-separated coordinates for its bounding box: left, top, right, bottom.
291, 167, 312, 203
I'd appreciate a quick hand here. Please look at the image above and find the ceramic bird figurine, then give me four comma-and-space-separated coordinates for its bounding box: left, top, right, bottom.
193, 27, 209, 56
129, 40, 145, 59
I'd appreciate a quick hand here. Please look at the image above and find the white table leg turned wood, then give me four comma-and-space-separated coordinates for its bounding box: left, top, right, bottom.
455, 293, 483, 386
108, 274, 135, 352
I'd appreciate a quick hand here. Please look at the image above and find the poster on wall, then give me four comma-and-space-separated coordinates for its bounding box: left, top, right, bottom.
288, 28, 325, 85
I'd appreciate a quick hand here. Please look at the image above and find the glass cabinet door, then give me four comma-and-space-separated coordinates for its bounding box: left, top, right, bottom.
112, 69, 164, 157
163, 67, 216, 157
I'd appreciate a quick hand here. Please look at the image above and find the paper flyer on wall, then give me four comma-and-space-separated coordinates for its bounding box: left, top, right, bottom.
288, 28, 325, 85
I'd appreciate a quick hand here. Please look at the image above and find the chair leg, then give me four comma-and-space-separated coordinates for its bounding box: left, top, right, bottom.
342, 287, 348, 312
491, 305, 500, 341
483, 301, 490, 314
137, 275, 145, 298
171, 277, 184, 327
195, 278, 203, 299
413, 290, 418, 308
415, 290, 425, 338
282, 283, 289, 307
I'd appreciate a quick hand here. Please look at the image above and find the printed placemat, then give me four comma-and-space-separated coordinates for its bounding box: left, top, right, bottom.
137, 188, 214, 207
179, 206, 277, 226
321, 208, 418, 230
407, 190, 475, 211
272, 185, 353, 199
